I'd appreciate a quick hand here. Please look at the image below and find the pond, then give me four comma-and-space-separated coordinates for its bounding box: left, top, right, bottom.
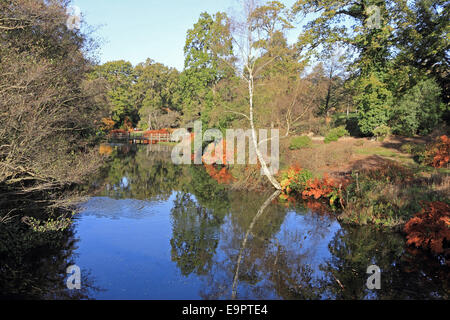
0, 144, 448, 300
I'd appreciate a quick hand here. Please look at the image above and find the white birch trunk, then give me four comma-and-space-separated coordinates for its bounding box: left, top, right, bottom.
247, 72, 281, 190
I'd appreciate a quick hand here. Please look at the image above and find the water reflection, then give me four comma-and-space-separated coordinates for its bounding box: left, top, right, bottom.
1, 144, 448, 299
199, 194, 338, 300
0, 219, 102, 299
170, 193, 224, 277
231, 190, 281, 299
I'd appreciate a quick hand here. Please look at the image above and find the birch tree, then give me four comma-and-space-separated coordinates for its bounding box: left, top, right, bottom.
225, 0, 295, 190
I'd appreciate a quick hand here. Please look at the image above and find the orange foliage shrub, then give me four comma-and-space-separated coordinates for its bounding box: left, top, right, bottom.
278, 166, 346, 208
302, 174, 336, 200
427, 135, 450, 168
100, 118, 115, 132
404, 201, 450, 255
202, 140, 229, 165
279, 165, 310, 195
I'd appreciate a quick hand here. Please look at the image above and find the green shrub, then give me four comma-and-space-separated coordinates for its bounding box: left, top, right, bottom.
324, 126, 349, 144
400, 143, 427, 164
400, 143, 415, 154
289, 136, 313, 150
280, 168, 314, 194
390, 78, 446, 136
373, 125, 391, 141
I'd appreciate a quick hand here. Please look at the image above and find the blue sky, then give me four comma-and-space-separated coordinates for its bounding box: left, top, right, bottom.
73, 0, 299, 71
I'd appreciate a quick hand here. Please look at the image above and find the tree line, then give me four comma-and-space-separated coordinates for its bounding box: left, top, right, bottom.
94, 0, 448, 139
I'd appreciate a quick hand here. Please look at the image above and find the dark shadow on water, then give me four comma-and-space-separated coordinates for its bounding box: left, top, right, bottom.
0, 218, 103, 300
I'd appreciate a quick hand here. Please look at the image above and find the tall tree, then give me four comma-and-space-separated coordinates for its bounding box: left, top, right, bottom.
393, 0, 449, 102
293, 0, 396, 135
225, 0, 297, 190
93, 60, 138, 127
293, 0, 449, 135
134, 59, 180, 129
179, 11, 234, 125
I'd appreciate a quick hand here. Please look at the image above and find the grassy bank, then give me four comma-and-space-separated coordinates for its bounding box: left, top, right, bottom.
221, 134, 449, 230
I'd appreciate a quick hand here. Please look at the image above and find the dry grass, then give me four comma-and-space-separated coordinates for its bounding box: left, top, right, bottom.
282, 138, 357, 176
282, 135, 446, 176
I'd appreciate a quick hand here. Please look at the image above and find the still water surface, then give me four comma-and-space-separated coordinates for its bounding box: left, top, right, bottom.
1, 144, 448, 299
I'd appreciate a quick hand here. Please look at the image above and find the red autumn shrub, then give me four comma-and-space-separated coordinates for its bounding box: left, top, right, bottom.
302, 174, 336, 200
202, 140, 229, 165
404, 201, 450, 254
426, 135, 450, 168
279, 166, 312, 195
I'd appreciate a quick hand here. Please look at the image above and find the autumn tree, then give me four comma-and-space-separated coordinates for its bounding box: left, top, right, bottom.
0, 0, 105, 215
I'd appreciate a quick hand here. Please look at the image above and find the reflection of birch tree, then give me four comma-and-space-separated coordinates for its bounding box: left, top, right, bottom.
232, 190, 281, 298
198, 191, 337, 300
230, 190, 332, 299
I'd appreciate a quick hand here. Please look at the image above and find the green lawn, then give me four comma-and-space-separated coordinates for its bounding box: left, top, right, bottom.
355, 147, 415, 164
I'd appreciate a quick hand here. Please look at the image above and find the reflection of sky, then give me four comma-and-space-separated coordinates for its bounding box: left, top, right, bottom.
121, 177, 129, 189
73, 194, 343, 300
75, 193, 204, 299
79, 197, 160, 220
277, 212, 341, 275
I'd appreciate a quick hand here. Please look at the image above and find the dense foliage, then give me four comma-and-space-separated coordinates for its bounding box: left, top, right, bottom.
91, 0, 448, 139
0, 0, 105, 216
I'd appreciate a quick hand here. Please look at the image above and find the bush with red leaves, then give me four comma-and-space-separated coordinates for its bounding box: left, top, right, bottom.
302, 174, 336, 200
426, 135, 450, 169
404, 201, 450, 255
